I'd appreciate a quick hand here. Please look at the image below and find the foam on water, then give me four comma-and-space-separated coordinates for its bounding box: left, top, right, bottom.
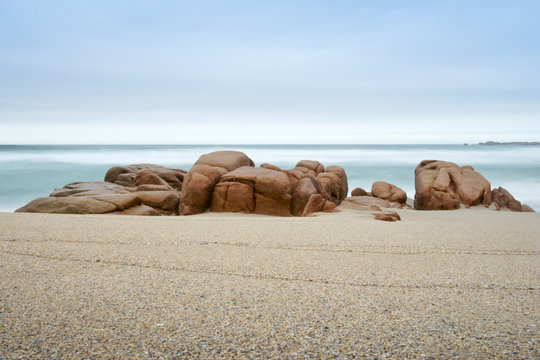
1, 145, 539, 212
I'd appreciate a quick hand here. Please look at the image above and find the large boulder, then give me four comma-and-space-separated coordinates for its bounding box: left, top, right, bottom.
371, 181, 407, 204
290, 177, 321, 216
319, 166, 348, 204
414, 160, 491, 210
180, 151, 255, 215
211, 166, 291, 216
105, 164, 186, 190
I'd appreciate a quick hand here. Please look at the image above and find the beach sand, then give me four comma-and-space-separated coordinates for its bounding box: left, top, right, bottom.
1, 209, 538, 358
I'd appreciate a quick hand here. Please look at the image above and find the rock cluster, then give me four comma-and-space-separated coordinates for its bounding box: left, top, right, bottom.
338, 182, 409, 222
15, 153, 535, 217
181, 152, 347, 216
16, 151, 349, 217
16, 165, 184, 215
414, 160, 491, 210
414, 160, 534, 212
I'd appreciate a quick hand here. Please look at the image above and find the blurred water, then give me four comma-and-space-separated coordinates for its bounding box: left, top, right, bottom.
1, 144, 539, 211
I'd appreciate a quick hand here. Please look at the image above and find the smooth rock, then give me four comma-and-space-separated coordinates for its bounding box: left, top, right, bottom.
114, 204, 161, 216
371, 181, 407, 204
16, 197, 117, 214
491, 187, 523, 212
373, 211, 401, 222
414, 160, 491, 210
180, 151, 254, 215
351, 187, 368, 197
302, 194, 326, 216
337, 196, 403, 211
105, 164, 186, 190
211, 166, 291, 216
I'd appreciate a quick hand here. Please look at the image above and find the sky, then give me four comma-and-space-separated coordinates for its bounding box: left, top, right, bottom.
1, 0, 539, 144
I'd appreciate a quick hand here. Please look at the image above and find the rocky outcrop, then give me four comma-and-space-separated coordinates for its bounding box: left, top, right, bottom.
209, 160, 348, 217
180, 151, 255, 215
371, 181, 407, 204
211, 167, 292, 216
16, 179, 182, 215
16, 160, 186, 217
491, 187, 535, 212
105, 164, 186, 190
414, 160, 491, 210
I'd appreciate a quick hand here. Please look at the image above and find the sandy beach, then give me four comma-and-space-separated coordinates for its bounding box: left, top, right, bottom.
0, 209, 538, 358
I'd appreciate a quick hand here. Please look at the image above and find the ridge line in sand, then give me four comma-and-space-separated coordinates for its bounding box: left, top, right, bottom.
1, 238, 537, 256
1, 250, 536, 292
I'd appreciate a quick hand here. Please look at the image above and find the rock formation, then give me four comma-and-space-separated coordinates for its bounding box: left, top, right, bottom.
211, 167, 292, 216
180, 151, 255, 215
414, 160, 491, 210
371, 181, 407, 204
209, 160, 348, 217
16, 178, 181, 215
16, 152, 349, 217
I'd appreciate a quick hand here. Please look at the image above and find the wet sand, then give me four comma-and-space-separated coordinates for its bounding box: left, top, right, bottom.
1, 209, 538, 358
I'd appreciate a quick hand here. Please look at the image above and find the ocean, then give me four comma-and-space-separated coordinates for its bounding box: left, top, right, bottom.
1, 144, 539, 212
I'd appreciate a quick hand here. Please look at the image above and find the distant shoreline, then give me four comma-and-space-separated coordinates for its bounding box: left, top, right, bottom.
475, 141, 540, 146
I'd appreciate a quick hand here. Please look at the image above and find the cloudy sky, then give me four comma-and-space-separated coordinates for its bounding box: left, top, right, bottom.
1, 0, 539, 144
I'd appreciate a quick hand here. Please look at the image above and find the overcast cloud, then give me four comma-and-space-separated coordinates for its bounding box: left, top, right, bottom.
1, 0, 539, 144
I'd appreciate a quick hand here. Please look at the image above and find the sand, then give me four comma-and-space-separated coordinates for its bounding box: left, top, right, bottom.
0, 209, 538, 359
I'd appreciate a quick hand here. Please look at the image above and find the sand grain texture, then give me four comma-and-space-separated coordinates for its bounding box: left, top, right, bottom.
0, 210, 539, 358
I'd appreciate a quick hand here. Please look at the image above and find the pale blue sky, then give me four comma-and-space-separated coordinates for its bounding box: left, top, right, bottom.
1, 0, 539, 144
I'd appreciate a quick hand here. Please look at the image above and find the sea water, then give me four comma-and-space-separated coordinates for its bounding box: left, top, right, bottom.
1, 144, 539, 212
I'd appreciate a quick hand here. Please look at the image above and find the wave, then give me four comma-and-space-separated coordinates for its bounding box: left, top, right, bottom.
1, 145, 540, 167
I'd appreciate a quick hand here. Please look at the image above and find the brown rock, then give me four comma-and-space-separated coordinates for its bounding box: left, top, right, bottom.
373, 211, 401, 222
316, 166, 348, 205
290, 177, 321, 216
180, 151, 254, 215
301, 194, 326, 216
414, 160, 491, 210
326, 166, 348, 202
491, 187, 524, 212
260, 163, 282, 171
211, 166, 291, 216
89, 194, 141, 210
371, 181, 407, 204
323, 201, 337, 212
134, 170, 172, 189
521, 204, 536, 213
131, 184, 173, 192
16, 197, 117, 214
105, 164, 186, 190
50, 181, 129, 197
337, 196, 403, 211
136, 191, 180, 211
351, 187, 368, 197
114, 204, 161, 216
295, 160, 324, 174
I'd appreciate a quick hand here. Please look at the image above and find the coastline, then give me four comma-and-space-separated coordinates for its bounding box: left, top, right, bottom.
1, 209, 538, 358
